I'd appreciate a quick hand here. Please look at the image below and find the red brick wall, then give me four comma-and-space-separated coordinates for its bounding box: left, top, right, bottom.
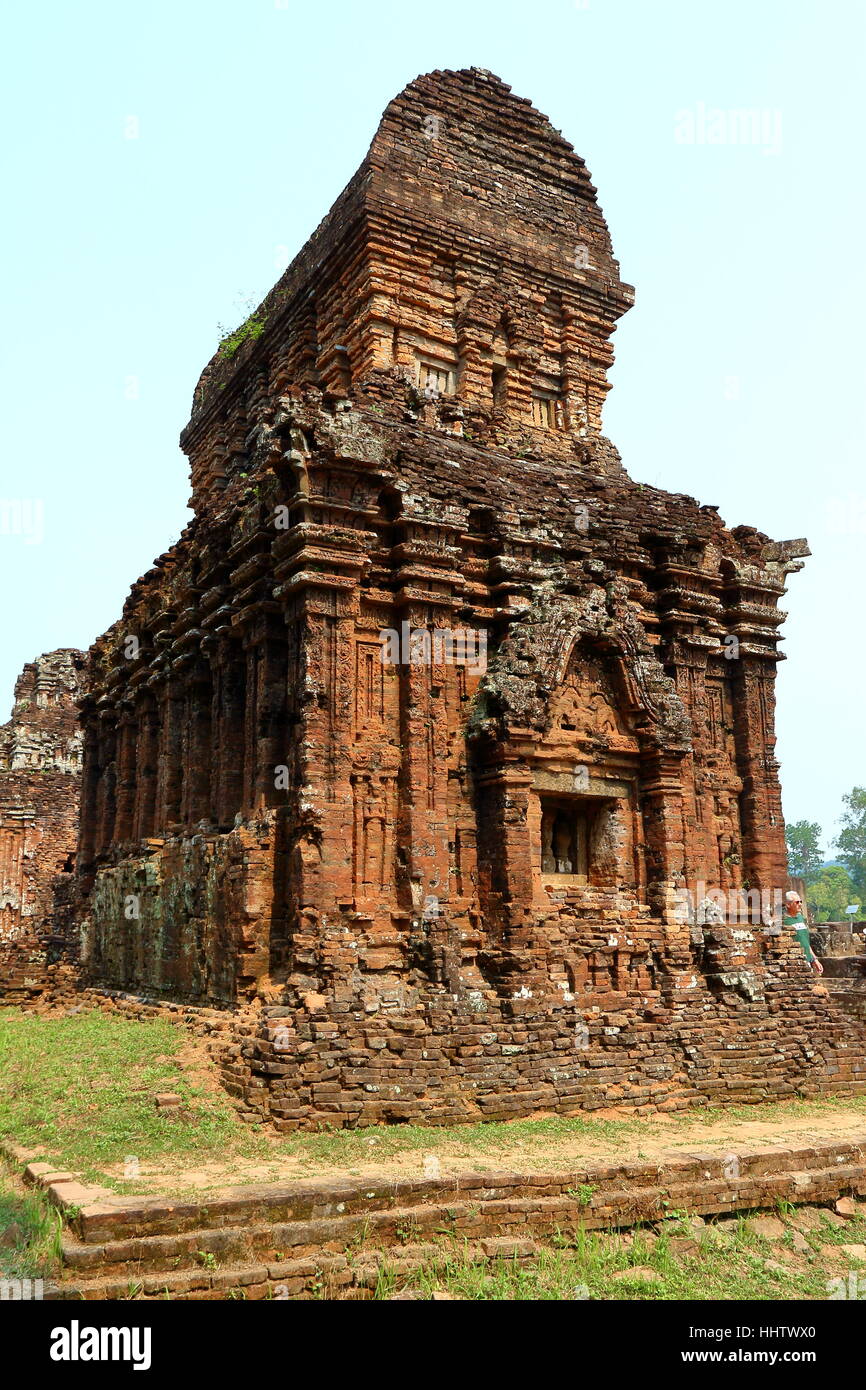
0, 650, 85, 1000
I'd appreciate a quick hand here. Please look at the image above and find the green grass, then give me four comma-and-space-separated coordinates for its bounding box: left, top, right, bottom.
278, 1110, 643, 1166
680, 1094, 866, 1127
372, 1211, 866, 1301
0, 1009, 269, 1184
0, 1008, 650, 1184
0, 1163, 63, 1281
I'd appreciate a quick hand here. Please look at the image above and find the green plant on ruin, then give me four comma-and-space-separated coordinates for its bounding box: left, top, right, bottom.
370, 1213, 866, 1301
217, 310, 267, 361
347, 1219, 371, 1254
396, 1218, 419, 1245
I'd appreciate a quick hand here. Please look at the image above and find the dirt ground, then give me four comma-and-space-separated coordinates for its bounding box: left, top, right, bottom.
96, 1104, 866, 1200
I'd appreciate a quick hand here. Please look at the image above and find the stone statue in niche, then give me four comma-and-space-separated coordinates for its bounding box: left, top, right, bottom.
715, 790, 742, 888
553, 811, 574, 873
363, 782, 386, 890
540, 803, 590, 876
541, 815, 555, 873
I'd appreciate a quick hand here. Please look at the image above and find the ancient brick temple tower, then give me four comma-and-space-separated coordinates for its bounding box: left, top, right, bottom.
77, 69, 864, 1127
0, 650, 85, 1000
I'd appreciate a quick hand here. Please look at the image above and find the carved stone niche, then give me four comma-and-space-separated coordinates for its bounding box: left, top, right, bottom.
472, 583, 691, 920
533, 781, 631, 891
530, 649, 639, 893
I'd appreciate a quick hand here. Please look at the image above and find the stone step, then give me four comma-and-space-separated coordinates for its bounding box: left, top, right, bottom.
61, 1137, 866, 1245
61, 1197, 571, 1276
11, 1131, 866, 1300
52, 1237, 543, 1301
54, 1158, 866, 1287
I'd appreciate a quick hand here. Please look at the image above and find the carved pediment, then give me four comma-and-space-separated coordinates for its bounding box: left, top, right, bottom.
548, 655, 639, 754
470, 579, 692, 754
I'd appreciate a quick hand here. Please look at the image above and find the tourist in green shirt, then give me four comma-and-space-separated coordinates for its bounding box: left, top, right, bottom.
783, 891, 823, 974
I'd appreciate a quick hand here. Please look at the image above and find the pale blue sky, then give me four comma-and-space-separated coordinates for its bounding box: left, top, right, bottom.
1, 0, 863, 853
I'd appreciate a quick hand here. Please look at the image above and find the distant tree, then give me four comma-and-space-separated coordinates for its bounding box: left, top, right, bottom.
805, 865, 861, 924
786, 820, 824, 881
836, 787, 866, 894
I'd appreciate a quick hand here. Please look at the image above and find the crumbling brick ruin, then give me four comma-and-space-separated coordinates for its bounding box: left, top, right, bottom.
73, 69, 866, 1127
814, 922, 866, 1024
0, 650, 85, 1001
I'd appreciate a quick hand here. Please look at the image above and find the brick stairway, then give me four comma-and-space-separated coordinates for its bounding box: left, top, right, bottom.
5, 1136, 866, 1300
